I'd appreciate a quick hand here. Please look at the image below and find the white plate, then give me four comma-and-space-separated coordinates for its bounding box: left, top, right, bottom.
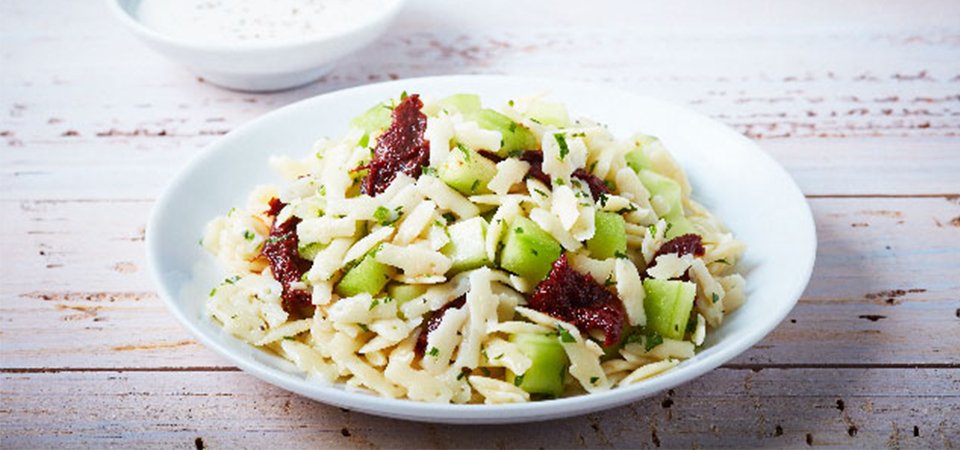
147, 75, 816, 423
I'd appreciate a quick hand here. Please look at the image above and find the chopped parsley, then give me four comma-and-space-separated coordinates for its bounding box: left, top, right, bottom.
470, 179, 480, 192
531, 248, 539, 256
616, 204, 639, 214
614, 250, 628, 259
686, 317, 698, 334
357, 133, 370, 148
553, 178, 566, 186
224, 275, 241, 284
554, 133, 570, 160
712, 292, 720, 304
533, 188, 549, 197
494, 353, 504, 360
283, 336, 296, 341
456, 143, 471, 161
604, 274, 615, 287
557, 325, 576, 343
589, 376, 599, 385
508, 99, 515, 107
648, 224, 658, 236
508, 121, 517, 133
368, 299, 380, 311
400, 90, 408, 100
571, 132, 586, 138
242, 230, 255, 241
442, 212, 456, 223
515, 227, 525, 234
644, 332, 664, 351
421, 166, 438, 176
714, 258, 730, 265
358, 323, 370, 332
208, 287, 217, 297
457, 368, 469, 381
513, 374, 525, 386
428, 347, 440, 357
597, 192, 609, 208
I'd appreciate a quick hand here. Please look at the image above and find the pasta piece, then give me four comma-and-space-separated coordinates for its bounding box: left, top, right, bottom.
426, 115, 456, 168
416, 175, 479, 219
487, 158, 531, 195
482, 338, 533, 375
394, 200, 437, 245
689, 259, 725, 327
297, 216, 356, 245
615, 258, 647, 326
329, 332, 403, 398
453, 269, 500, 370
342, 226, 395, 264
454, 120, 502, 152
279, 339, 338, 383
327, 293, 399, 324
485, 198, 522, 262
468, 376, 530, 404
385, 337, 455, 403
646, 253, 695, 280
305, 238, 353, 282
421, 306, 468, 374
376, 243, 452, 278
255, 319, 311, 346
693, 313, 707, 346
551, 184, 580, 231
618, 359, 679, 386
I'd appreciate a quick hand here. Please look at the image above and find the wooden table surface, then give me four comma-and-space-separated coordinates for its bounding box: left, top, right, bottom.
2, 0, 959, 448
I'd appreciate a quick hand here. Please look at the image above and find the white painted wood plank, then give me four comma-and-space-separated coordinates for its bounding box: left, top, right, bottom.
1, 368, 957, 448
2, 197, 957, 368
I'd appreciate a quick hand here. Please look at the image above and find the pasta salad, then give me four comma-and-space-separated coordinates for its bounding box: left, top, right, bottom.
201, 92, 746, 403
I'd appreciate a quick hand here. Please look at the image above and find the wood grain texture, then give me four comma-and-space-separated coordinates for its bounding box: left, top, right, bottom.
2, 369, 958, 449
2, 0, 959, 447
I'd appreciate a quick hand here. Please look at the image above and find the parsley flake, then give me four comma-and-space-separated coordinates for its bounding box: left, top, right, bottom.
644, 332, 663, 351
513, 374, 525, 386
368, 299, 380, 311
428, 347, 440, 357
712, 292, 720, 304
243, 230, 255, 241
589, 376, 599, 385
554, 133, 570, 160
557, 325, 576, 343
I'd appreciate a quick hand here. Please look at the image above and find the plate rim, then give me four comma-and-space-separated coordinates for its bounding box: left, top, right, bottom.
146, 74, 817, 423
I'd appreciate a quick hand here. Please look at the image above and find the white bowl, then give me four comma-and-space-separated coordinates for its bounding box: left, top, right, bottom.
147, 75, 816, 423
108, 0, 406, 92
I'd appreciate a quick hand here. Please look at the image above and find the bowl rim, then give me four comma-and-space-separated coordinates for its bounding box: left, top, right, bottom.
106, 0, 407, 53
146, 75, 817, 422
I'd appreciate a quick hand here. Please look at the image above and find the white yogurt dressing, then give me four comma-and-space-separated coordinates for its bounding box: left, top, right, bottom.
136, 0, 392, 45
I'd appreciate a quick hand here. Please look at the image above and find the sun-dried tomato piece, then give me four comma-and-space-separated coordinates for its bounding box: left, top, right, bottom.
646, 234, 705, 281
528, 254, 626, 346
651, 234, 705, 263
360, 94, 430, 196
415, 295, 466, 356
519, 151, 551, 185
572, 168, 611, 201
518, 151, 610, 200
262, 200, 313, 316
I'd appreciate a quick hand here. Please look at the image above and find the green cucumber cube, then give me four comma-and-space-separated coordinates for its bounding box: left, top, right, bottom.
387, 283, 427, 305
586, 211, 627, 259
642, 278, 697, 340
468, 109, 538, 157
524, 99, 570, 127
336, 250, 392, 298
436, 93, 481, 114
350, 102, 392, 135
441, 217, 491, 272
636, 169, 697, 238
507, 333, 568, 396
297, 242, 324, 261
499, 217, 562, 281
438, 145, 497, 195
624, 148, 653, 172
